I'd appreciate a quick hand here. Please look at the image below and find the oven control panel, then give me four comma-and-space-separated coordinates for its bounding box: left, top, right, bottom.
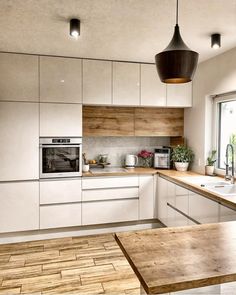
52, 138, 70, 143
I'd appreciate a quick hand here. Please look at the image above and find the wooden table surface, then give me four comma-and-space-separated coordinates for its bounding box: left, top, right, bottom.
115, 221, 236, 294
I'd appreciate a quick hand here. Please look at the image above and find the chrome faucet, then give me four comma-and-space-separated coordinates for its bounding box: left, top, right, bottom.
225, 144, 235, 184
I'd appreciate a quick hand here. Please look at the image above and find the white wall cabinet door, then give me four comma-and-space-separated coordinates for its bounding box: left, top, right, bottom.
40, 56, 82, 103
0, 53, 39, 102
166, 82, 192, 107
0, 182, 39, 233
113, 62, 140, 106
157, 176, 168, 225
219, 204, 236, 222
40, 103, 82, 137
82, 199, 139, 225
40, 203, 81, 229
189, 192, 219, 224
40, 178, 82, 205
140, 64, 166, 106
0, 102, 39, 181
83, 60, 112, 105
139, 175, 155, 220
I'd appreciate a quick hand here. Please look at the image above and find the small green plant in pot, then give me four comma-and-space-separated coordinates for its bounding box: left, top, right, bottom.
205, 150, 217, 176
172, 145, 194, 172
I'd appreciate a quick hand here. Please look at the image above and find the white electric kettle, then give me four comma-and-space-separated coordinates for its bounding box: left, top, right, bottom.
125, 154, 138, 168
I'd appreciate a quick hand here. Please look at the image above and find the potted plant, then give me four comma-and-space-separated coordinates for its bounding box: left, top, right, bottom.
205, 150, 217, 176
172, 145, 194, 172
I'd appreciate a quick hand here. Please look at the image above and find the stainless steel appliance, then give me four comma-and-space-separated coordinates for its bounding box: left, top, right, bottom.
154, 146, 172, 169
40, 137, 82, 178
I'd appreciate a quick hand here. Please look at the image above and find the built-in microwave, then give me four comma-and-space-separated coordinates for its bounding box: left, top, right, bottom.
40, 137, 82, 179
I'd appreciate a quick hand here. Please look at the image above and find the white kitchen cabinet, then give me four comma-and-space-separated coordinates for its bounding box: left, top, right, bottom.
166, 205, 177, 227
173, 284, 221, 294
0, 102, 39, 181
219, 204, 236, 222
139, 175, 155, 220
40, 103, 82, 137
166, 82, 192, 107
0, 53, 39, 102
0, 182, 39, 233
157, 176, 168, 225
189, 192, 219, 224
40, 56, 82, 103
113, 62, 140, 106
40, 203, 81, 229
40, 178, 82, 205
82, 199, 139, 225
175, 186, 189, 215
82, 187, 138, 202
83, 59, 112, 105
82, 176, 139, 190
140, 64, 166, 106
167, 180, 176, 207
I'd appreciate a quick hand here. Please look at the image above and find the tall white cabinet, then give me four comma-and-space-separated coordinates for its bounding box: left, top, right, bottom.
0, 102, 39, 181
83, 60, 112, 105
166, 82, 192, 107
40, 56, 82, 103
0, 53, 39, 102
113, 62, 140, 106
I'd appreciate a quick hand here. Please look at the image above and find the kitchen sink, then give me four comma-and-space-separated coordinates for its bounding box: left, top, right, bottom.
202, 183, 236, 196
200, 181, 232, 188
90, 167, 128, 174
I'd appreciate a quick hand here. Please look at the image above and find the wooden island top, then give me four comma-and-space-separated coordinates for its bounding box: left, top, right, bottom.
115, 221, 236, 294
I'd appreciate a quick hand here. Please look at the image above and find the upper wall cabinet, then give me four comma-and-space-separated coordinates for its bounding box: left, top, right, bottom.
40, 56, 82, 103
0, 102, 39, 181
113, 62, 140, 106
40, 103, 82, 137
140, 64, 166, 107
0, 53, 39, 102
83, 60, 112, 105
166, 82, 192, 107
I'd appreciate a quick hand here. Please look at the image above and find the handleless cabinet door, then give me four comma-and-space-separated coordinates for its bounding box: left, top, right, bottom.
83, 60, 112, 105
140, 64, 166, 106
40, 103, 82, 137
167, 82, 192, 107
0, 182, 39, 233
219, 204, 236, 222
40, 56, 82, 103
157, 176, 168, 225
0, 102, 39, 181
139, 175, 155, 219
0, 53, 39, 102
113, 62, 140, 106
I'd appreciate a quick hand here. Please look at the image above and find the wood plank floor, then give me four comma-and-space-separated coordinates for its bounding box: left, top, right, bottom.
0, 233, 140, 294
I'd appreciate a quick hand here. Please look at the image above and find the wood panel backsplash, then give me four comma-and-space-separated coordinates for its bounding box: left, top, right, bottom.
83, 106, 184, 137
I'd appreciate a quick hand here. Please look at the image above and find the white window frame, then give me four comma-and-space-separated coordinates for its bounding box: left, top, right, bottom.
213, 93, 236, 175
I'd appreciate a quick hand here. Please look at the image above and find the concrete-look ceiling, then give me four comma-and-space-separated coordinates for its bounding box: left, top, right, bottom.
0, 0, 235, 63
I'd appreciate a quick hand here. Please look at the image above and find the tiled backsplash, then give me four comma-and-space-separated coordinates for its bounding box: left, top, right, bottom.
83, 137, 170, 166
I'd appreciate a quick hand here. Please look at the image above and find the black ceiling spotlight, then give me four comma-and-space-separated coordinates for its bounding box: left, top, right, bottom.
155, 0, 199, 84
70, 18, 80, 38
211, 33, 221, 49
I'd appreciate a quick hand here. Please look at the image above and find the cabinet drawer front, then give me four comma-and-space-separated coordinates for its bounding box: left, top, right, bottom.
175, 195, 188, 215
40, 179, 81, 204
82, 187, 138, 202
82, 176, 139, 190
40, 203, 81, 229
219, 204, 236, 222
82, 199, 139, 225
175, 185, 188, 196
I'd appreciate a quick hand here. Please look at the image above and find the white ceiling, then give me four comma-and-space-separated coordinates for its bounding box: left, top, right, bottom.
0, 0, 235, 63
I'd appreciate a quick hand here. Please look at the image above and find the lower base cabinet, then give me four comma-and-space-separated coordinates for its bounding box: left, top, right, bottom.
0, 181, 39, 233
82, 199, 139, 225
172, 284, 221, 294
219, 204, 236, 222
40, 203, 81, 229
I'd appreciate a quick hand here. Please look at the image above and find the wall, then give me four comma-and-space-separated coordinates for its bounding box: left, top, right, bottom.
83, 137, 170, 166
185, 47, 236, 173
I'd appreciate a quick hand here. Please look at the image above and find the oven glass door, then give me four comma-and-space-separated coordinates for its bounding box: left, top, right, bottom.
40, 144, 81, 178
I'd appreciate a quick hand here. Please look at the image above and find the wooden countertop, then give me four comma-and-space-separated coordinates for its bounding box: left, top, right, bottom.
82, 167, 157, 177
156, 170, 236, 210
115, 221, 236, 294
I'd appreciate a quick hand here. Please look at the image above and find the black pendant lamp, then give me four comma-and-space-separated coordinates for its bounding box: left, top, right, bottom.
155, 0, 199, 84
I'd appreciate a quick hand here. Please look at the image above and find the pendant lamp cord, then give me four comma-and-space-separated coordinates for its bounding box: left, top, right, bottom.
176, 0, 179, 24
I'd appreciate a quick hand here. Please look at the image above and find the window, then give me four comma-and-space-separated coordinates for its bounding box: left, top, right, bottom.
214, 94, 236, 170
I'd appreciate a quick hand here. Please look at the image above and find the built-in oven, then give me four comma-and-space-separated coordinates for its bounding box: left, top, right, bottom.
40, 137, 82, 179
